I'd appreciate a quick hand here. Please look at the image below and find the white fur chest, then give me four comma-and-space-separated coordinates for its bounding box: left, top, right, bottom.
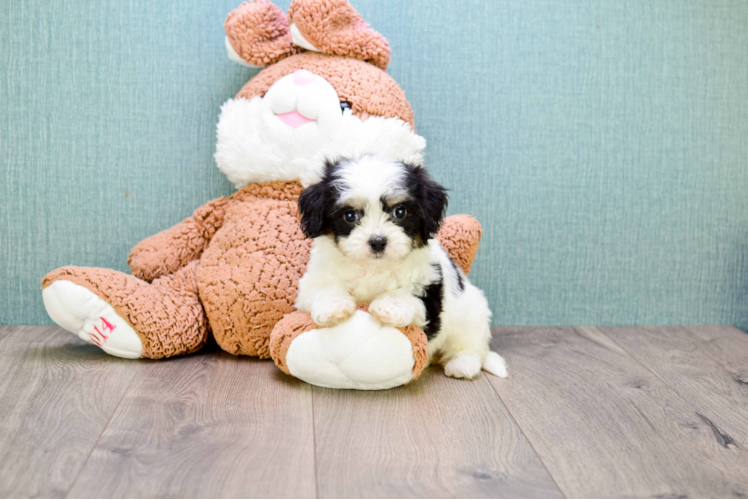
297, 232, 441, 314
335, 247, 437, 302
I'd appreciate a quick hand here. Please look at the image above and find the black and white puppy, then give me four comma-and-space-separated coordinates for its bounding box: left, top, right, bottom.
296, 156, 507, 379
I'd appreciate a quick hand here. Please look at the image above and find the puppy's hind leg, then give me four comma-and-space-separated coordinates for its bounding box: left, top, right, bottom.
441, 291, 508, 379
482, 351, 508, 378
444, 353, 483, 379
440, 321, 490, 380
443, 349, 508, 379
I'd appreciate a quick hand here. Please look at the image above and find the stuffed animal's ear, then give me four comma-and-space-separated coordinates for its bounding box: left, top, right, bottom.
405, 164, 449, 242
298, 181, 329, 239
225, 1, 298, 68
287, 0, 391, 70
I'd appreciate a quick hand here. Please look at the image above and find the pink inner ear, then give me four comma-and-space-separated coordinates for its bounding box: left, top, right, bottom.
287, 0, 391, 70
276, 111, 315, 128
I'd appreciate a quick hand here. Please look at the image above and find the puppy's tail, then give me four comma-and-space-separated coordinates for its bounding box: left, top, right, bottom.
482, 351, 508, 378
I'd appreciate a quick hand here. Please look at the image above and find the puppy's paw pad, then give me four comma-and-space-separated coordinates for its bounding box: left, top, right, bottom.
369, 298, 413, 328
444, 354, 482, 379
482, 351, 508, 378
312, 298, 356, 327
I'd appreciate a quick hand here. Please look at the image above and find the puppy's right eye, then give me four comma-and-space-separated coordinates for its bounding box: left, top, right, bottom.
344, 210, 358, 223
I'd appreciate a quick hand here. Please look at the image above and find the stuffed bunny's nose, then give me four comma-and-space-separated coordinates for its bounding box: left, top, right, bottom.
293, 70, 316, 86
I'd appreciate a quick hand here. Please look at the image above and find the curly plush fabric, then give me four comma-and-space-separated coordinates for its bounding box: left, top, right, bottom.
41, 261, 209, 359
269, 303, 429, 383
225, 0, 298, 67
198, 181, 310, 358
288, 0, 391, 70
396, 323, 429, 383
268, 310, 317, 374
237, 53, 415, 130
436, 215, 483, 275
128, 197, 231, 283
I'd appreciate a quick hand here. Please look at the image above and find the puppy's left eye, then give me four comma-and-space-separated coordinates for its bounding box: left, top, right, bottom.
344, 210, 358, 223
340, 101, 352, 114
392, 206, 407, 219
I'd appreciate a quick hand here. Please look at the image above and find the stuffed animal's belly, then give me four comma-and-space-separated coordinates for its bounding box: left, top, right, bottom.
197, 198, 310, 357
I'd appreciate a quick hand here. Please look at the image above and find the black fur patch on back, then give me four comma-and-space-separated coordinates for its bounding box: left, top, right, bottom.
418, 264, 444, 340
449, 258, 464, 292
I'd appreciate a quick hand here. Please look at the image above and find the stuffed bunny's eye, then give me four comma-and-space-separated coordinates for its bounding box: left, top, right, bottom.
340, 101, 352, 114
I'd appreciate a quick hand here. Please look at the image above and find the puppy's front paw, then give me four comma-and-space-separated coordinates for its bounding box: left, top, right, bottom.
311, 297, 356, 327
444, 354, 482, 379
369, 296, 414, 328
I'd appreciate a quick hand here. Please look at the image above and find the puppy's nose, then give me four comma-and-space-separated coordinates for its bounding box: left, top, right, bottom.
369, 236, 387, 253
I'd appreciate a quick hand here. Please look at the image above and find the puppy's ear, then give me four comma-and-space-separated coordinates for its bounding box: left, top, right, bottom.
406, 164, 449, 242
298, 181, 329, 238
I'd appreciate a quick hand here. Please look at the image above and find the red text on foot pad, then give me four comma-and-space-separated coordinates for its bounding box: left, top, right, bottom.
89, 317, 116, 346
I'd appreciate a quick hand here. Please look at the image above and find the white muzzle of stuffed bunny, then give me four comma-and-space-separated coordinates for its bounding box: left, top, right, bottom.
214, 71, 427, 189
259, 70, 345, 158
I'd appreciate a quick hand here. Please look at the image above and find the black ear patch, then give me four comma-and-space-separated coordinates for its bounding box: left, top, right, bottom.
298, 158, 344, 239
298, 181, 329, 238
403, 163, 449, 243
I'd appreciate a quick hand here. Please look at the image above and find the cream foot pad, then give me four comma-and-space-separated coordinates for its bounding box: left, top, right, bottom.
42, 280, 143, 359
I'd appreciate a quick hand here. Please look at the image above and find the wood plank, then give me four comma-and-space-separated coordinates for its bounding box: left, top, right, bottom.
312, 366, 562, 499
0, 325, 19, 345
597, 325, 748, 448
682, 325, 748, 367
68, 350, 316, 498
488, 326, 748, 498
0, 326, 143, 498
0, 325, 22, 346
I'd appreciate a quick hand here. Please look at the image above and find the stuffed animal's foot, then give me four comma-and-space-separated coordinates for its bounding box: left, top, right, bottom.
482, 351, 509, 378
271, 309, 428, 390
42, 280, 143, 359
444, 353, 483, 379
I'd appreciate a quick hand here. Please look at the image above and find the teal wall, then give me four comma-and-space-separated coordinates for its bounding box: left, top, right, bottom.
2, 0, 747, 328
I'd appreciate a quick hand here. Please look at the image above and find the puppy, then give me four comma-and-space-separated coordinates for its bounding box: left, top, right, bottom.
295, 156, 508, 379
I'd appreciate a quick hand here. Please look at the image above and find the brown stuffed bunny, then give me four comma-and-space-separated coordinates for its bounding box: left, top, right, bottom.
41, 0, 482, 390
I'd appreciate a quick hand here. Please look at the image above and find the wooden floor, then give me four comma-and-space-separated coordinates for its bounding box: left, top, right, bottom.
1, 325, 748, 498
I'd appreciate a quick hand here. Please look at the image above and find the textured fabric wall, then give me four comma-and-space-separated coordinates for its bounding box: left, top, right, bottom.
2, 0, 747, 328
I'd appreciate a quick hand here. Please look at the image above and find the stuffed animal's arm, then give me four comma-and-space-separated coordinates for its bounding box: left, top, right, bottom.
436, 215, 483, 275
127, 197, 231, 282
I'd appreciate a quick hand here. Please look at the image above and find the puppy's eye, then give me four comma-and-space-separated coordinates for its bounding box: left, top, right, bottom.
344, 210, 358, 223
392, 206, 407, 219
340, 101, 352, 114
